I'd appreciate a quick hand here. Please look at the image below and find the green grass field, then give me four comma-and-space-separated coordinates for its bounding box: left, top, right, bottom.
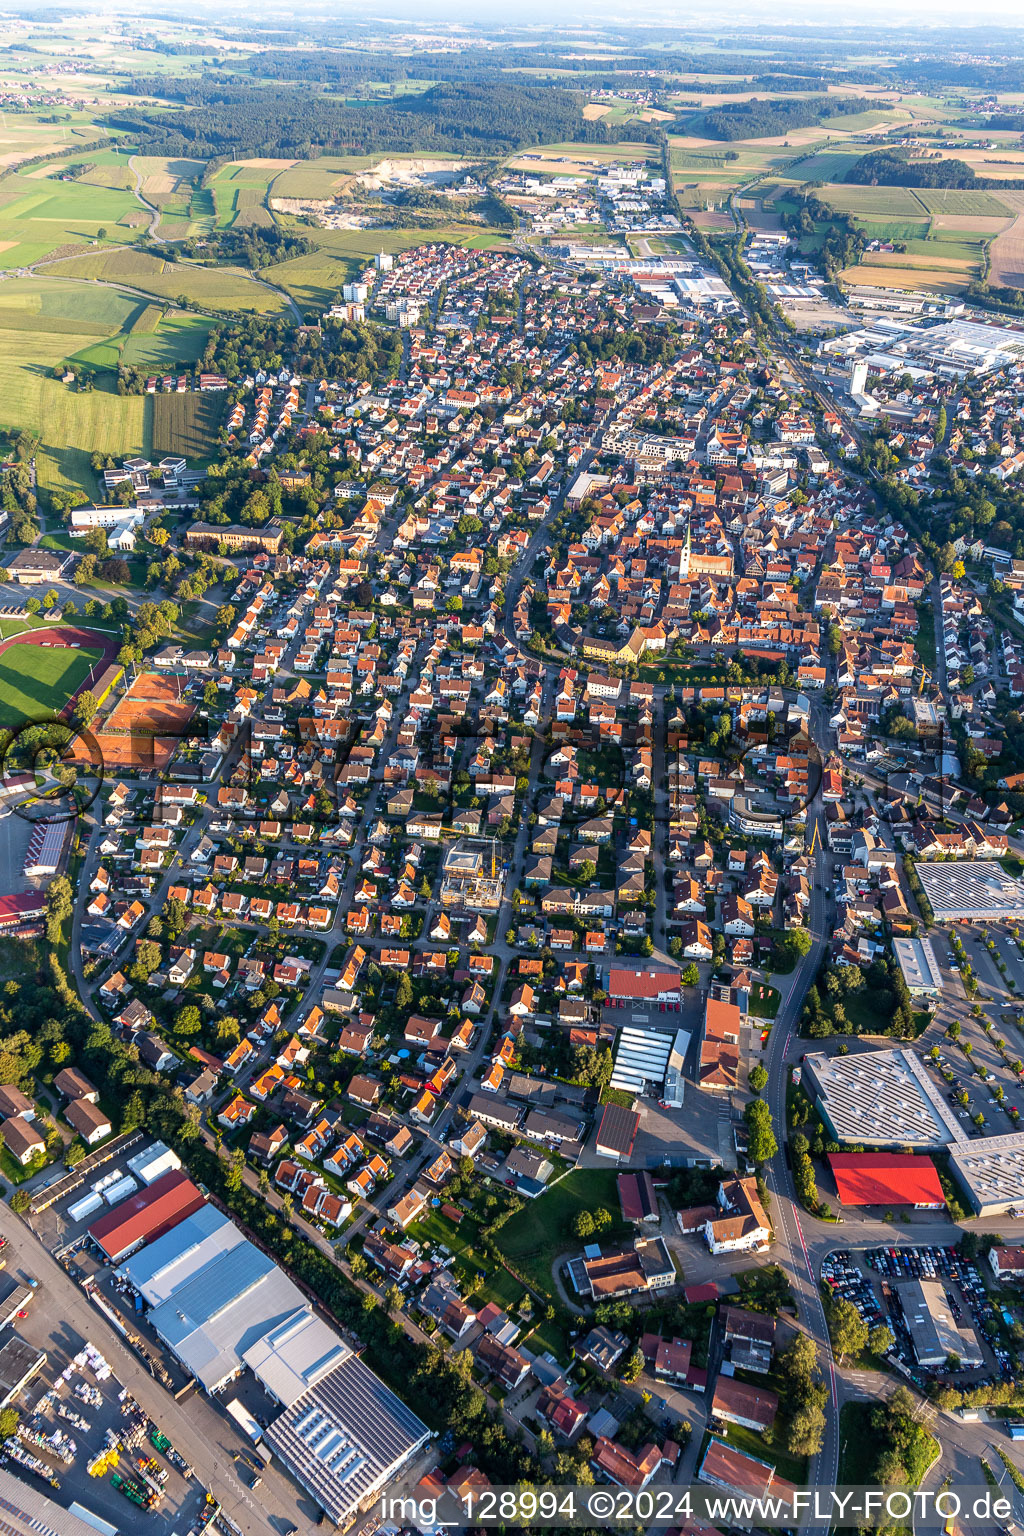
0, 291, 152, 497
914, 188, 1014, 215
0, 169, 143, 267
494, 1168, 630, 1296
43, 248, 290, 313
0, 642, 103, 730
810, 184, 929, 216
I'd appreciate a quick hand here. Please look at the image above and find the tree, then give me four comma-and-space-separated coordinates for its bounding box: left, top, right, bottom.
869, 1324, 895, 1356
576, 860, 596, 884
45, 875, 72, 945
681, 962, 700, 987
827, 1295, 868, 1363
743, 1099, 778, 1164
174, 1004, 201, 1038
748, 1063, 768, 1094
574, 1210, 595, 1240
620, 1347, 645, 1384
73, 689, 98, 729
395, 973, 413, 1012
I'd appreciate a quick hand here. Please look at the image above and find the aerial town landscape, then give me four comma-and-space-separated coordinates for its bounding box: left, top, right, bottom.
10, 5, 1024, 1536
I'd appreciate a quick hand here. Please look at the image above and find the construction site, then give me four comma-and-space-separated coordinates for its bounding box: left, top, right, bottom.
439, 837, 505, 913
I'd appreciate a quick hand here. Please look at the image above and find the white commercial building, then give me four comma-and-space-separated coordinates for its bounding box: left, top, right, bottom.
802, 1047, 965, 1150
915, 860, 1024, 923
892, 936, 944, 999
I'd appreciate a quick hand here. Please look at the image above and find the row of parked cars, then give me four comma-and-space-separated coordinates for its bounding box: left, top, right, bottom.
821, 1251, 887, 1338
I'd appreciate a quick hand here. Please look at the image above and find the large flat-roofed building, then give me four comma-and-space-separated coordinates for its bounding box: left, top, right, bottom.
900, 1278, 984, 1368
892, 936, 943, 999
828, 1152, 944, 1209
915, 860, 1024, 923
260, 1335, 430, 1526
117, 1203, 245, 1306
148, 1241, 308, 1392
802, 1047, 963, 1149
0, 1467, 114, 1536
949, 1131, 1024, 1217
0, 1333, 45, 1405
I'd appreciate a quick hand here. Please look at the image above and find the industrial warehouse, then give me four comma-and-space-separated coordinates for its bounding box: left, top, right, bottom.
827, 1153, 945, 1209
801, 1047, 962, 1149
803, 1049, 1024, 1216
913, 860, 1024, 924
900, 1279, 984, 1369
83, 1165, 431, 1525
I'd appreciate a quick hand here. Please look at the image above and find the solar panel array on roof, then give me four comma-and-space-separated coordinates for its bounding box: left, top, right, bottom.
263, 1354, 430, 1525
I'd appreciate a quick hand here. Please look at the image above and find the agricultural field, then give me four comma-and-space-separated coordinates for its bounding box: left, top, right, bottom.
0, 277, 152, 494
0, 166, 143, 267
0, 638, 104, 731
43, 248, 290, 313
152, 393, 222, 462
0, 107, 112, 172
210, 162, 279, 228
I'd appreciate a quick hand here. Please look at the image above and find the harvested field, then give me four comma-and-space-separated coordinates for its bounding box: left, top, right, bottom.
991, 213, 1024, 289
841, 263, 969, 294
930, 215, 1012, 233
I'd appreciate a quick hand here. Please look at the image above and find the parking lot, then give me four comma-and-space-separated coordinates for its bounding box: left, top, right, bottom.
822, 1245, 1016, 1386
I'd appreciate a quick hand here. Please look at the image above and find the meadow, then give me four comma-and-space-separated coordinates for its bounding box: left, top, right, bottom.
0, 167, 142, 268
44, 248, 290, 313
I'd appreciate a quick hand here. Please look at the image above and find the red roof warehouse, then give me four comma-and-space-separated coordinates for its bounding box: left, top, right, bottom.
88, 1170, 206, 1262
828, 1153, 944, 1210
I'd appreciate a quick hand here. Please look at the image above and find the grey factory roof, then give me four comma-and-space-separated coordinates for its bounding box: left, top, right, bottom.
243, 1308, 351, 1408
148, 1240, 307, 1391
263, 1353, 431, 1526
948, 1131, 1024, 1216
900, 1278, 984, 1368
802, 1047, 964, 1149
0, 1467, 113, 1536
117, 1204, 244, 1306
914, 860, 1024, 922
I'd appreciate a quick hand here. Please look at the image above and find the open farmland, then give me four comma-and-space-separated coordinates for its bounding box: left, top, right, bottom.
152, 392, 222, 461
991, 214, 1024, 288
0, 169, 143, 266
840, 262, 971, 294
43, 248, 290, 313
0, 109, 112, 171
914, 189, 1015, 216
